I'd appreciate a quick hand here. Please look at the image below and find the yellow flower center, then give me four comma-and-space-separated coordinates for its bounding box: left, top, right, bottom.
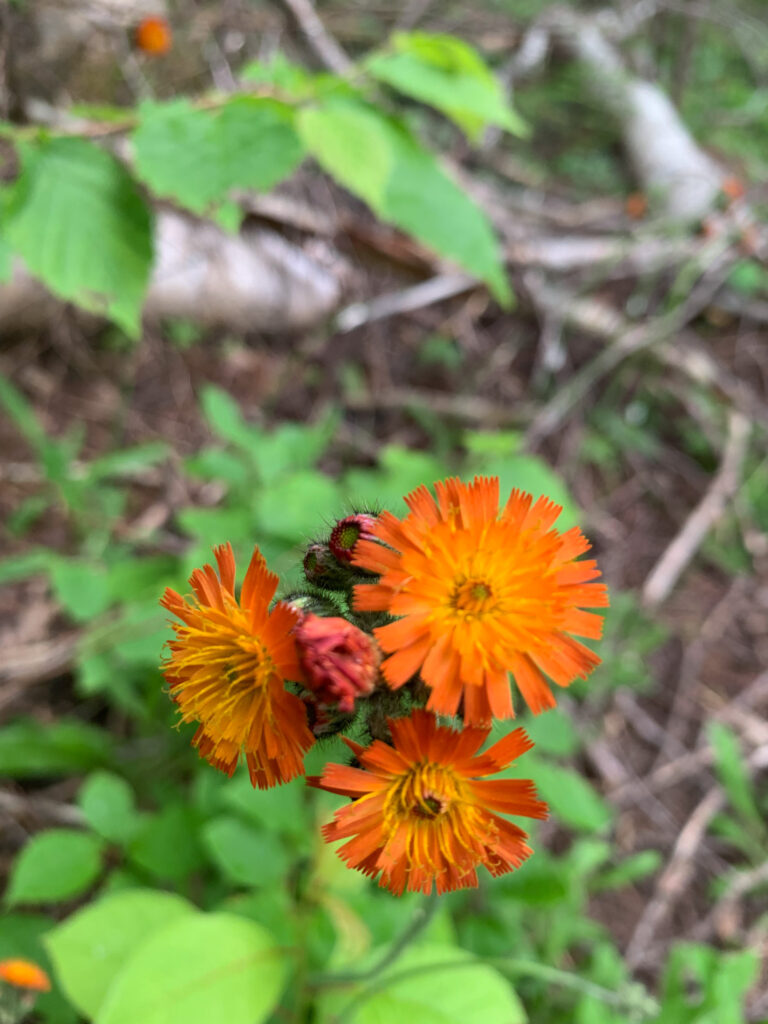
450, 576, 495, 617
388, 761, 463, 821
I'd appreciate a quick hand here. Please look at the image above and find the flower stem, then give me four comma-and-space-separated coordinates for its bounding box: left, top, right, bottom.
310, 889, 440, 991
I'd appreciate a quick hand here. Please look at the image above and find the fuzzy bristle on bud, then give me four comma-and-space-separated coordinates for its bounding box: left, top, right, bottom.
294, 614, 380, 713
329, 514, 377, 564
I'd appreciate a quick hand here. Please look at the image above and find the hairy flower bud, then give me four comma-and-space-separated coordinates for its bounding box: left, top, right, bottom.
294, 614, 380, 713
329, 514, 377, 564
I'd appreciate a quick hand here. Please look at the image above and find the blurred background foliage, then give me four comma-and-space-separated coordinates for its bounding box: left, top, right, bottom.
0, 0, 767, 1021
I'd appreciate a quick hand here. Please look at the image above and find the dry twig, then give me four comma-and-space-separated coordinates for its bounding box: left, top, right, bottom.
642, 411, 751, 608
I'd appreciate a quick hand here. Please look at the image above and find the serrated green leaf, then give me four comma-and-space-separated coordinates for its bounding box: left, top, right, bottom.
133, 97, 304, 214
5, 137, 152, 335
96, 912, 286, 1024
78, 772, 138, 845
367, 32, 527, 141
45, 889, 195, 1019
299, 100, 510, 303
6, 829, 104, 905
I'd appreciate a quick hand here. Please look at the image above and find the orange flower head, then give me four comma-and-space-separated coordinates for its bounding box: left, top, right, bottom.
135, 16, 172, 56
310, 709, 547, 895
0, 959, 50, 992
353, 476, 608, 725
160, 543, 314, 788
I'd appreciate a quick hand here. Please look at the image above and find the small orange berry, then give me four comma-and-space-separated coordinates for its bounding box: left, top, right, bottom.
0, 959, 51, 992
135, 16, 172, 56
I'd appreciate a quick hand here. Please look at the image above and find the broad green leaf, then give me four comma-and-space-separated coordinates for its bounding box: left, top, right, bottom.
97, 912, 285, 1024
6, 829, 104, 905
0, 719, 113, 777
255, 470, 340, 541
709, 722, 762, 826
299, 100, 510, 303
133, 97, 304, 214
222, 774, 309, 843
367, 32, 527, 140
531, 760, 613, 833
201, 816, 287, 887
519, 709, 579, 757
5, 137, 152, 335
78, 772, 138, 845
201, 384, 261, 449
128, 804, 206, 883
318, 944, 526, 1024
49, 559, 112, 621
45, 889, 195, 1019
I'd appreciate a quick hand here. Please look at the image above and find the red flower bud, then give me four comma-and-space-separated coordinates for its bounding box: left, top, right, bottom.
294, 614, 380, 713
329, 514, 377, 564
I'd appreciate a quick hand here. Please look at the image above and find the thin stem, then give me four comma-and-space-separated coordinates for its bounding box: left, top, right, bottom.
327, 954, 660, 1024
311, 890, 440, 990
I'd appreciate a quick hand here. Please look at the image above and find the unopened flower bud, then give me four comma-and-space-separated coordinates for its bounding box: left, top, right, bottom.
294, 614, 380, 713
329, 514, 377, 564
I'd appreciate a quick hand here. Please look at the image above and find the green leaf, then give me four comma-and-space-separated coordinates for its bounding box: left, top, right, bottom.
318, 944, 526, 1024
201, 385, 261, 449
519, 709, 579, 757
222, 774, 309, 843
367, 32, 527, 141
6, 829, 104, 905
531, 760, 613, 833
96, 912, 286, 1024
709, 722, 762, 827
255, 470, 340, 542
466, 449, 579, 529
78, 772, 138, 845
5, 137, 152, 335
0, 719, 113, 778
86, 442, 169, 481
298, 100, 510, 303
201, 816, 287, 887
592, 850, 662, 891
128, 804, 206, 883
50, 558, 113, 621
133, 97, 304, 215
46, 889, 195, 1019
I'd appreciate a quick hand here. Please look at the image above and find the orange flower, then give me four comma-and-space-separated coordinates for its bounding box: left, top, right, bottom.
135, 16, 172, 55
160, 543, 314, 788
310, 710, 547, 895
353, 476, 608, 725
0, 959, 50, 992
